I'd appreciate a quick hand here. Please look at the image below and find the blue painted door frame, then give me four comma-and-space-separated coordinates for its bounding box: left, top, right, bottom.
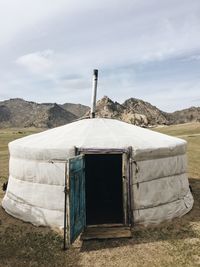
68, 155, 86, 244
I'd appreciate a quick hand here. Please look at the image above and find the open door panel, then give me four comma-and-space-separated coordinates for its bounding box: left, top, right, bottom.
66, 155, 86, 245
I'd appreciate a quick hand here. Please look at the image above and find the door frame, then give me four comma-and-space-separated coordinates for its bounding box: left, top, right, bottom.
75, 146, 133, 226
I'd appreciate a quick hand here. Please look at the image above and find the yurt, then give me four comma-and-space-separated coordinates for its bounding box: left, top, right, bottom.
2, 117, 193, 244
2, 70, 194, 245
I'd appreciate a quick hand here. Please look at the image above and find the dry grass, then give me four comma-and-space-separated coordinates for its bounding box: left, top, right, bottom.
0, 123, 200, 267
154, 122, 200, 178
0, 128, 43, 178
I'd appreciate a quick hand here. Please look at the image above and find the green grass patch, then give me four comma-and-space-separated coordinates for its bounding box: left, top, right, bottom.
153, 122, 200, 178
0, 128, 44, 179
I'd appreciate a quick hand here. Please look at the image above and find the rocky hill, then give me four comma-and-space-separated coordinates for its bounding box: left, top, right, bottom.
0, 98, 77, 128
93, 96, 200, 126
123, 98, 168, 125
91, 96, 147, 125
166, 107, 200, 124
61, 103, 90, 117
0, 97, 199, 128
91, 96, 169, 126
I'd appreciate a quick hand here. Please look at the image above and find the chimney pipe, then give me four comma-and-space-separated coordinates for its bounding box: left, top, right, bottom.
91, 69, 98, 118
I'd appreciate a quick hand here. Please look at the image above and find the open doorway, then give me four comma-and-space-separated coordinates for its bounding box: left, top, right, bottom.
85, 154, 123, 225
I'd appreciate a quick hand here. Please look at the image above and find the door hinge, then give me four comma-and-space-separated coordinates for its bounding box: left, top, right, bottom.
64, 186, 69, 194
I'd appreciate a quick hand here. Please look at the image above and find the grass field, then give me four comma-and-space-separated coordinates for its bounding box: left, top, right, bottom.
154, 123, 200, 179
0, 123, 200, 267
0, 128, 43, 199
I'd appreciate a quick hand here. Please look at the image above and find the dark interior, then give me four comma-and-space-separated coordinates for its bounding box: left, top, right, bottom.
85, 154, 123, 225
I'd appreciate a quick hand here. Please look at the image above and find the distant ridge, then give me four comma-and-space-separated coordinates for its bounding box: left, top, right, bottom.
0, 98, 77, 128
0, 97, 199, 128
166, 106, 200, 125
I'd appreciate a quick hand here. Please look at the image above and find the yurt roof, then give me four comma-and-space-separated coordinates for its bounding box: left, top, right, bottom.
9, 118, 186, 160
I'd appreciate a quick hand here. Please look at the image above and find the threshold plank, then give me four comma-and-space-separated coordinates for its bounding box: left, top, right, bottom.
81, 226, 132, 240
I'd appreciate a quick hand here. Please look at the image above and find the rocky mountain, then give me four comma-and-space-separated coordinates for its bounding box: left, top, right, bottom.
61, 103, 90, 118
91, 96, 146, 125
89, 96, 199, 126
0, 98, 77, 128
92, 96, 167, 126
0, 97, 199, 128
167, 107, 200, 124
123, 98, 168, 125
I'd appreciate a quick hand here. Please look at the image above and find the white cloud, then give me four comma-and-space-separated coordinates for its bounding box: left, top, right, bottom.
184, 55, 200, 61
16, 50, 54, 74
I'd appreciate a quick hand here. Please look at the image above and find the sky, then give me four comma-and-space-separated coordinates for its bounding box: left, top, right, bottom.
0, 0, 200, 112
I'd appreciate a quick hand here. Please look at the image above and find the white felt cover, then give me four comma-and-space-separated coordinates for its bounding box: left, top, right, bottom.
2, 118, 193, 228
